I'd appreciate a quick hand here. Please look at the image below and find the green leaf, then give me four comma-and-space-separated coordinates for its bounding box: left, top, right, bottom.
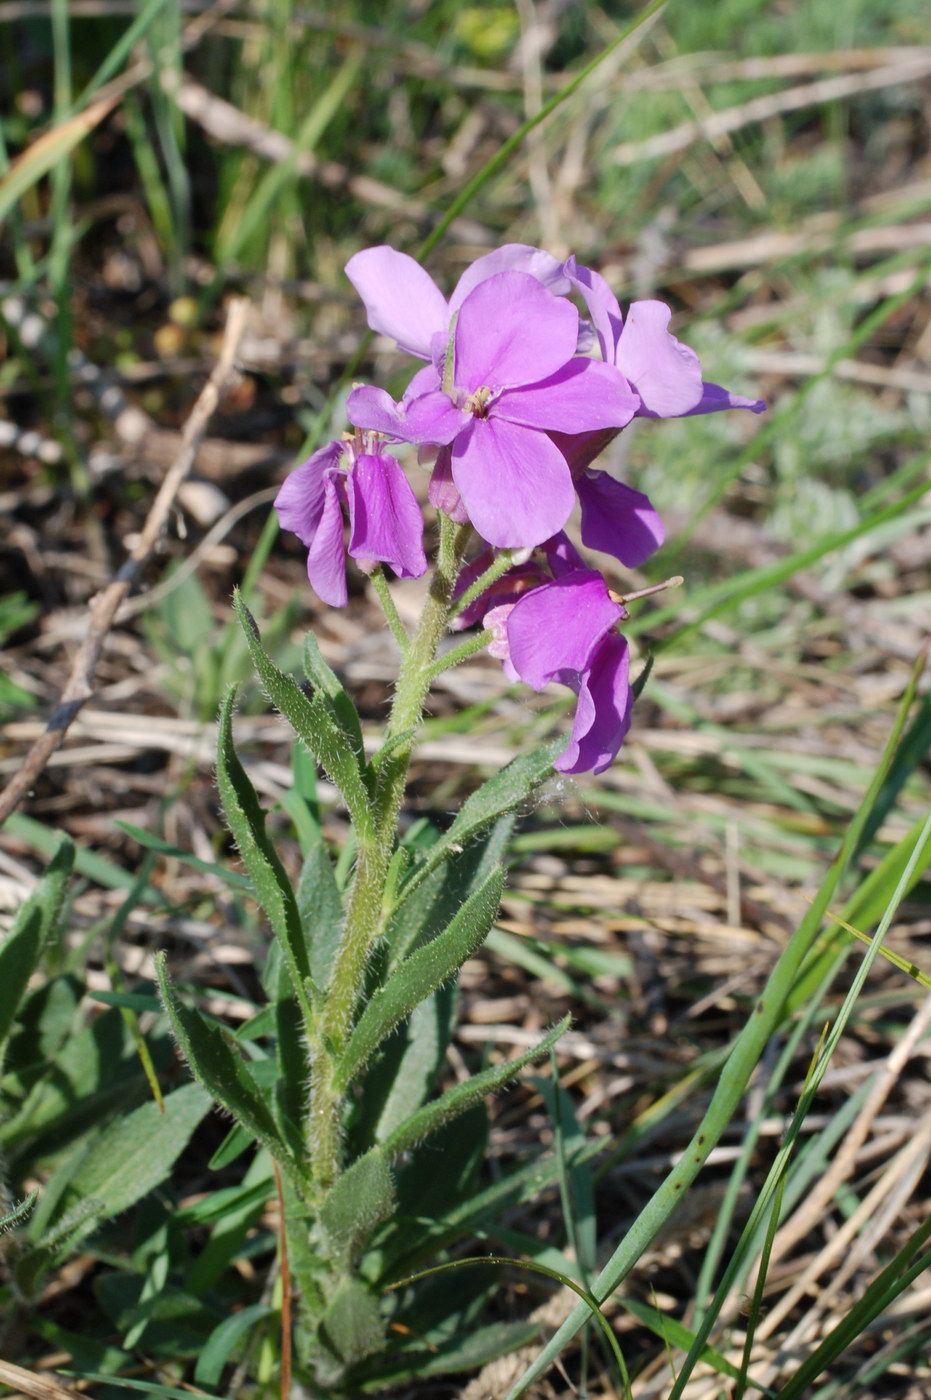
233, 594, 373, 836
155, 954, 302, 1191
387, 814, 512, 966
320, 1148, 394, 1264
297, 839, 344, 990
382, 1015, 571, 1161
394, 744, 560, 915
302, 630, 365, 761
215, 689, 313, 1024
62, 1081, 210, 1223
356, 987, 457, 1148
113, 822, 251, 891
0, 837, 73, 1056
194, 1304, 273, 1385
320, 1277, 384, 1365
362, 1318, 539, 1386
337, 866, 504, 1089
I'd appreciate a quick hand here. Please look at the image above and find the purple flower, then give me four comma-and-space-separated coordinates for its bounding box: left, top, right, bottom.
564, 258, 767, 420
455, 535, 634, 774
348, 271, 638, 550
344, 243, 572, 362
275, 434, 427, 606
504, 567, 633, 775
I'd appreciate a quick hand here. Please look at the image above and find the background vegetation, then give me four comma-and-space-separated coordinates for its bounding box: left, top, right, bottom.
2, 1, 931, 1396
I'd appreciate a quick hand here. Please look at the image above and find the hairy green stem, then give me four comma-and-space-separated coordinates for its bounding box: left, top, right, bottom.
308, 514, 472, 1190
447, 548, 513, 621
369, 566, 410, 653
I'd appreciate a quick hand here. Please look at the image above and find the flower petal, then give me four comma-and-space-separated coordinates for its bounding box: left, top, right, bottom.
274, 441, 343, 545
682, 382, 767, 416
347, 384, 467, 445
346, 453, 427, 579
428, 446, 469, 522
453, 272, 579, 392
344, 246, 448, 359
498, 357, 639, 433
506, 571, 623, 690
615, 301, 704, 418
306, 470, 349, 607
555, 633, 632, 775
577, 470, 665, 567
451, 416, 575, 549
449, 244, 571, 312
563, 256, 623, 362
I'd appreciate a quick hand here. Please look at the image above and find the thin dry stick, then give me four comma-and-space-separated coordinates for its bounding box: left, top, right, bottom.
0, 298, 249, 827
0, 1360, 84, 1400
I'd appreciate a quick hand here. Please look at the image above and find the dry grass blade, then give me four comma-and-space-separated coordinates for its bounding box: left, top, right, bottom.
613, 53, 931, 164
0, 298, 249, 826
0, 1360, 85, 1400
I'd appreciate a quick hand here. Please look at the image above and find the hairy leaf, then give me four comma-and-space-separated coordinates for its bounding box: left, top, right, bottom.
383, 1016, 570, 1161
337, 866, 503, 1089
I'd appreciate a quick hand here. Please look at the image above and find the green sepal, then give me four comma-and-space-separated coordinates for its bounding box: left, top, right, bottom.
320, 1277, 385, 1366
0, 836, 73, 1058
155, 953, 304, 1194
394, 743, 560, 915
215, 688, 313, 1023
320, 1147, 394, 1265
336, 865, 504, 1090
382, 1015, 571, 1161
233, 593, 373, 835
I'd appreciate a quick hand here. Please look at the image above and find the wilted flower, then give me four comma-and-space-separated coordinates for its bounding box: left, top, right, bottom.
275, 432, 426, 607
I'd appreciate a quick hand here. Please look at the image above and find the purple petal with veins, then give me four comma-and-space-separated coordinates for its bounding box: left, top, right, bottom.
499, 358, 638, 433
344, 246, 448, 359
683, 382, 767, 416
554, 633, 632, 775
577, 471, 665, 568
453, 272, 579, 392
306, 470, 349, 607
563, 255, 623, 362
274, 441, 342, 546
615, 301, 704, 417
449, 243, 571, 312
451, 416, 575, 549
506, 571, 623, 690
346, 453, 427, 579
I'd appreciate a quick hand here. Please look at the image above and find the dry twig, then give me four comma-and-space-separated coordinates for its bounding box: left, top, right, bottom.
0, 298, 250, 826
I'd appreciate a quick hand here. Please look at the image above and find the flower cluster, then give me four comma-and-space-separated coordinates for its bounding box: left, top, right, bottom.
276, 244, 764, 772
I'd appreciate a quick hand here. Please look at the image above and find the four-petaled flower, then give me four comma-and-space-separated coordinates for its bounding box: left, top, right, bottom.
347, 270, 638, 549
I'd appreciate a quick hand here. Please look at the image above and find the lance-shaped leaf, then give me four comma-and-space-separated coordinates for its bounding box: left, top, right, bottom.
233, 594, 373, 837
394, 743, 561, 914
382, 1015, 571, 1161
302, 629, 365, 762
216, 689, 313, 1024
297, 839, 344, 991
320, 1147, 394, 1263
156, 953, 304, 1194
0, 837, 73, 1058
336, 866, 503, 1091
